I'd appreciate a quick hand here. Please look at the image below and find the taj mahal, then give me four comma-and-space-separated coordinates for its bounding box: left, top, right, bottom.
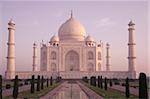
5, 12, 136, 79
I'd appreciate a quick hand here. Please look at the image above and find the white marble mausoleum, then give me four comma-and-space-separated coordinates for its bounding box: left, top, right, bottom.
5, 12, 136, 79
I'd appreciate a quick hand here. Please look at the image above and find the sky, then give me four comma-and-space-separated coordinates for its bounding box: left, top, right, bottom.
0, 0, 149, 77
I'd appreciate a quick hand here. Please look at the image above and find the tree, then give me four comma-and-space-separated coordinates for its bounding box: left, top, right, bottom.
93, 76, 96, 86
109, 79, 112, 87
13, 75, 19, 99
90, 76, 96, 86
0, 75, 2, 99
37, 75, 40, 91
104, 77, 107, 90
50, 76, 53, 86
30, 75, 35, 93
125, 77, 130, 98
41, 76, 44, 89
82, 76, 88, 83
84, 76, 88, 83
97, 76, 100, 88
139, 73, 148, 99
100, 76, 103, 89
47, 77, 49, 87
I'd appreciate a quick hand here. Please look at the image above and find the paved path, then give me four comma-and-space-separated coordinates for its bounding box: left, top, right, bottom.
109, 85, 138, 96
77, 81, 104, 99
40, 82, 64, 99
3, 85, 30, 97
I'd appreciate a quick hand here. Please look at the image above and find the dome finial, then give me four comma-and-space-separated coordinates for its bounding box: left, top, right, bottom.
71, 10, 73, 18
8, 18, 15, 25
128, 19, 135, 26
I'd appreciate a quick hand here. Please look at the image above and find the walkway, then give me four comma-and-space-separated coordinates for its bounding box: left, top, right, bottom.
77, 81, 103, 99
40, 82, 65, 99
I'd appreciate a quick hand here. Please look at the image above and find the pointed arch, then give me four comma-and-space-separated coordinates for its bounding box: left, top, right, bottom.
51, 51, 56, 60
65, 50, 79, 71
98, 63, 101, 71
51, 63, 57, 71
88, 51, 94, 60
98, 52, 101, 60
87, 63, 94, 72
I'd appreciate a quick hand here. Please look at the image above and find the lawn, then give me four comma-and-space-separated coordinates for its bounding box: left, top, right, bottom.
82, 81, 138, 99
2, 80, 14, 89
2, 79, 25, 89
3, 82, 61, 99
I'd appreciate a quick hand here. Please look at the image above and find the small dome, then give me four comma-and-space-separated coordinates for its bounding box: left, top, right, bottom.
106, 43, 110, 46
128, 20, 135, 26
85, 35, 95, 42
50, 35, 59, 42
8, 19, 15, 25
58, 14, 86, 41
33, 42, 37, 46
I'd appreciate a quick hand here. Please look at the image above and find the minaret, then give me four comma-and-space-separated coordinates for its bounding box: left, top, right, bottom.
5, 19, 16, 79
106, 43, 110, 71
32, 42, 38, 71
128, 20, 136, 78
71, 10, 73, 18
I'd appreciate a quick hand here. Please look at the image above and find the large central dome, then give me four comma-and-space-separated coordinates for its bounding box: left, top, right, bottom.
58, 13, 86, 41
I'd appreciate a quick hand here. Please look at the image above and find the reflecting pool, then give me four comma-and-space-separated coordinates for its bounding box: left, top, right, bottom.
52, 81, 89, 99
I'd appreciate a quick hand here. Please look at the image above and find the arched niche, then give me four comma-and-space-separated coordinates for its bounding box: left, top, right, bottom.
87, 63, 94, 72
65, 50, 79, 71
88, 51, 94, 60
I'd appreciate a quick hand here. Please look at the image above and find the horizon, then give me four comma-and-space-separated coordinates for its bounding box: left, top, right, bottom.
0, 1, 149, 77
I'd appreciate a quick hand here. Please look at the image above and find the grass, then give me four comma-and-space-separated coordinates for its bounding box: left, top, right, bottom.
3, 82, 61, 99
2, 80, 14, 88
129, 82, 139, 88
2, 80, 25, 89
82, 81, 138, 99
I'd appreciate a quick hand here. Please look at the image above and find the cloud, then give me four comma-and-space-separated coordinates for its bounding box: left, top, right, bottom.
95, 17, 116, 28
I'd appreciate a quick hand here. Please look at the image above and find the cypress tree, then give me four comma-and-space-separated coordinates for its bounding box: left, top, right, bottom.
125, 77, 130, 98
0, 75, 2, 99
100, 76, 103, 89
85, 76, 88, 83
90, 76, 93, 86
37, 75, 40, 91
50, 76, 53, 86
30, 75, 35, 93
41, 76, 44, 89
47, 77, 49, 87
139, 73, 148, 99
83, 76, 88, 83
94, 76, 96, 86
98, 76, 100, 88
109, 79, 112, 87
90, 76, 96, 86
104, 77, 107, 90
59, 76, 62, 81
13, 75, 19, 99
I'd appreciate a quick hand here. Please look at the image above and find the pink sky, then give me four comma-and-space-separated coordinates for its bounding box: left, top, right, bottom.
0, 0, 149, 76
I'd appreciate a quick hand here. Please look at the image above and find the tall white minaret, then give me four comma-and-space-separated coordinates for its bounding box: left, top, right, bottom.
5, 19, 16, 79
32, 42, 38, 72
128, 20, 136, 78
106, 43, 110, 71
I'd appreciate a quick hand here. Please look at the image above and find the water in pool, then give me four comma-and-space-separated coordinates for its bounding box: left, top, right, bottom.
52, 81, 89, 99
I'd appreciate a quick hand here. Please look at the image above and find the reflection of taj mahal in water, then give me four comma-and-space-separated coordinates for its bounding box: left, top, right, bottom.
5, 12, 136, 79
